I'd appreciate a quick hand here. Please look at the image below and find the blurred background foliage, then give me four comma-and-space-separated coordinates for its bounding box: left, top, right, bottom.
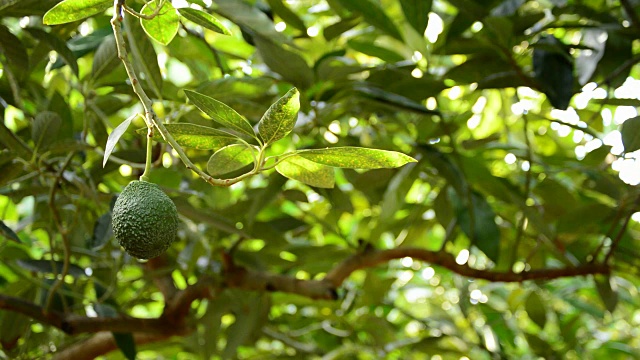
0, 0, 640, 358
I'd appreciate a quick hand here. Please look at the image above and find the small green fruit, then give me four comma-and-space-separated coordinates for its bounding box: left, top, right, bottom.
112, 180, 178, 259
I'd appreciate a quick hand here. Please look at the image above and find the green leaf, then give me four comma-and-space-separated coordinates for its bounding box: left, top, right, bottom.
183, 90, 256, 138
266, 0, 306, 32
276, 155, 335, 188
621, 116, 640, 153
32, 111, 62, 151
533, 35, 574, 110
594, 275, 618, 314
214, 0, 291, 46
91, 35, 119, 80
140, 0, 180, 45
178, 8, 231, 35
207, 144, 256, 177
25, 28, 79, 77
139, 124, 237, 150
43, 0, 111, 25
124, 14, 163, 98
103, 113, 136, 167
258, 88, 300, 145
347, 39, 405, 62
16, 259, 87, 277
323, 16, 360, 41
0, 221, 21, 243
354, 85, 439, 115
298, 147, 417, 169
90, 212, 112, 250
334, 0, 402, 40
94, 304, 137, 360
525, 291, 547, 329
253, 36, 313, 89
400, 0, 431, 35
449, 189, 501, 262
0, 25, 29, 78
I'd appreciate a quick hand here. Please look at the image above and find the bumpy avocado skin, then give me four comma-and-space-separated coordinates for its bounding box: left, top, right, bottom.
112, 180, 178, 259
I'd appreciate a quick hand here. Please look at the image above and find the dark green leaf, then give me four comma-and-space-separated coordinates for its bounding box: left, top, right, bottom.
139, 124, 237, 150
16, 259, 87, 277
258, 87, 300, 145
299, 147, 416, 169
0, 25, 29, 78
266, 0, 306, 32
594, 275, 618, 314
90, 212, 112, 250
0, 221, 21, 243
400, 0, 431, 34
323, 16, 360, 41
354, 85, 440, 115
533, 35, 574, 110
334, 0, 402, 40
184, 90, 256, 138
179, 8, 231, 35
207, 144, 256, 177
347, 39, 404, 62
43, 0, 111, 25
253, 36, 313, 89
140, 0, 180, 45
32, 111, 62, 151
621, 116, 640, 153
103, 114, 135, 167
450, 189, 501, 262
525, 291, 547, 329
91, 35, 119, 80
25, 28, 79, 77
214, 0, 291, 46
276, 155, 335, 188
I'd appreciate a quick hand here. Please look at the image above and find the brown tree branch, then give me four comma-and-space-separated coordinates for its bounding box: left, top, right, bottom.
145, 255, 178, 301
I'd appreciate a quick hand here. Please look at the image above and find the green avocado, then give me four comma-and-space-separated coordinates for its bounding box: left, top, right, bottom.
112, 180, 178, 259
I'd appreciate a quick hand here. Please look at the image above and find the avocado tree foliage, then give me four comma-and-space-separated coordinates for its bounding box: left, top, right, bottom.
0, 0, 639, 358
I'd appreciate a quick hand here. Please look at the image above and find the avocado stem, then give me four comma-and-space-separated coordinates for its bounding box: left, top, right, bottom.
140, 127, 153, 182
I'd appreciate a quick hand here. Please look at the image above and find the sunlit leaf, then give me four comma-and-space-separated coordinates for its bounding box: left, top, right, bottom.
103, 113, 136, 167
138, 124, 238, 150
43, 0, 111, 25
179, 8, 231, 35
184, 90, 256, 138
276, 155, 335, 188
140, 0, 179, 45
258, 88, 300, 145
207, 144, 256, 177
299, 147, 416, 169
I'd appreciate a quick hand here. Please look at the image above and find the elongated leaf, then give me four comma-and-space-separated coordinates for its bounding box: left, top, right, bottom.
94, 304, 137, 360
16, 259, 87, 277
90, 212, 112, 250
533, 35, 574, 110
253, 36, 313, 89
621, 116, 640, 153
214, 0, 291, 46
138, 124, 237, 150
124, 14, 163, 98
178, 8, 231, 35
103, 114, 136, 167
25, 28, 79, 77
0, 25, 29, 78
91, 35, 119, 80
43, 0, 111, 25
334, 0, 402, 40
400, 0, 431, 34
594, 275, 618, 314
140, 0, 179, 45
299, 147, 417, 169
525, 291, 547, 329
323, 16, 360, 41
32, 111, 62, 151
266, 0, 306, 32
207, 144, 256, 176
0, 221, 21, 243
347, 39, 404, 62
258, 88, 300, 145
184, 90, 255, 138
355, 85, 439, 115
276, 155, 335, 188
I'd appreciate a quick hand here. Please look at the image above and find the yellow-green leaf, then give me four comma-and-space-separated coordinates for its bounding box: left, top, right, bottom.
258, 88, 300, 145
178, 8, 231, 35
276, 155, 334, 188
184, 90, 255, 138
138, 124, 237, 150
43, 0, 111, 25
140, 0, 180, 45
207, 144, 256, 177
298, 147, 417, 169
